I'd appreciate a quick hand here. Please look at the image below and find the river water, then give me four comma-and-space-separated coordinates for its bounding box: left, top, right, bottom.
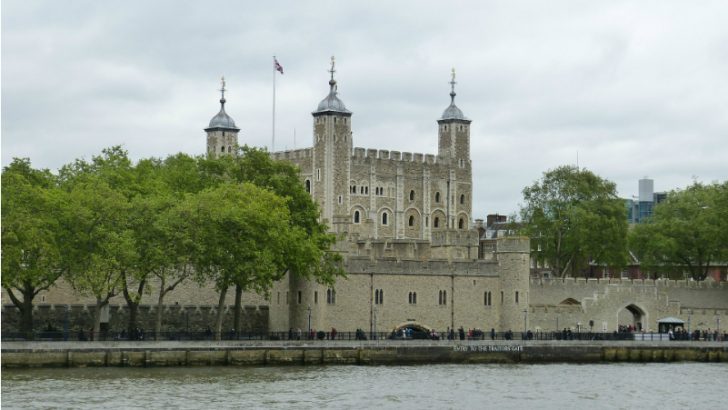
3, 363, 725, 409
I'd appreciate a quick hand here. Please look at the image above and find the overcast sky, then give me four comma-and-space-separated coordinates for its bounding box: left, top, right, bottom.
3, 0, 727, 217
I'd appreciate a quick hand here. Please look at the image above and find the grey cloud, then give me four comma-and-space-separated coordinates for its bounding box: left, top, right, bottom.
3, 0, 727, 218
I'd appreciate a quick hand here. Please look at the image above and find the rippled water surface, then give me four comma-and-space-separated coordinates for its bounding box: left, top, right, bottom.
3, 363, 726, 409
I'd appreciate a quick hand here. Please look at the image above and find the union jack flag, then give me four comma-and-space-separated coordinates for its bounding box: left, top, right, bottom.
274, 57, 284, 74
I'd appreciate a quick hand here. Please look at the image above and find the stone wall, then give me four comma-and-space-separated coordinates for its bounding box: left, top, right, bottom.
528, 278, 728, 333
1, 303, 268, 335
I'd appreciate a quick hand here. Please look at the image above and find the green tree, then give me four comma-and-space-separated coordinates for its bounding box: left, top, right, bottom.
173, 182, 298, 340
1, 159, 64, 337
630, 182, 728, 280
59, 174, 131, 338
148, 153, 204, 337
221, 146, 342, 334
520, 165, 628, 277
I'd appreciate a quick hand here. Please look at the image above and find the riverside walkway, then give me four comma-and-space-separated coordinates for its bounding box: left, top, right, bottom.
3, 339, 727, 368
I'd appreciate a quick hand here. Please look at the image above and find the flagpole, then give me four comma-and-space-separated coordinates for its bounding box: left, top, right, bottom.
272, 56, 276, 152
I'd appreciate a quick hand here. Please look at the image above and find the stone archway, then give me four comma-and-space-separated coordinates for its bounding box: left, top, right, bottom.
391, 321, 433, 339
618, 304, 647, 331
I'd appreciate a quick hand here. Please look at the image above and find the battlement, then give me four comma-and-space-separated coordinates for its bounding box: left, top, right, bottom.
530, 277, 727, 289
271, 148, 313, 161
350, 147, 442, 165
495, 237, 530, 253
345, 256, 498, 276
431, 229, 478, 247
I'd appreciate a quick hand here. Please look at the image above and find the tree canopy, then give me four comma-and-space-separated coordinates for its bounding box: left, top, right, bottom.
1, 159, 64, 334
629, 182, 728, 280
520, 165, 628, 277
2, 146, 343, 337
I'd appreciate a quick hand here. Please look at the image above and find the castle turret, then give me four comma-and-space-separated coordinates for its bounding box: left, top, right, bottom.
311, 57, 353, 234
205, 76, 239, 157
437, 68, 471, 162
437, 69, 472, 230
496, 237, 531, 332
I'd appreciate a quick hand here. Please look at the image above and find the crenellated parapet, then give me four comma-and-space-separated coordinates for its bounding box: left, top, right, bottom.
271, 148, 313, 161
345, 256, 498, 276
350, 147, 458, 167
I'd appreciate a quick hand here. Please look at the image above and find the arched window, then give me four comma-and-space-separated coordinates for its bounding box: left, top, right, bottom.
305, 180, 311, 193
409, 190, 415, 201
408, 215, 415, 227
228, 145, 232, 153
354, 210, 360, 224
460, 194, 465, 204
382, 212, 388, 225
435, 192, 440, 203
365, 186, 369, 194
375, 289, 384, 305
458, 218, 464, 229
221, 146, 225, 152
434, 217, 439, 228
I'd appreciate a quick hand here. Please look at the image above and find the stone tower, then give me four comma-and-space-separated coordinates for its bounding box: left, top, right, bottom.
205, 77, 239, 157
496, 237, 531, 332
436, 69, 472, 229
311, 57, 353, 234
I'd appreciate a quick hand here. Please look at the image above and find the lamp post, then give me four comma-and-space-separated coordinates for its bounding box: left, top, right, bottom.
307, 305, 312, 340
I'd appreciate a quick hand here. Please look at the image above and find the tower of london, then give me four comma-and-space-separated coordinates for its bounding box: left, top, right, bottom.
206, 59, 532, 335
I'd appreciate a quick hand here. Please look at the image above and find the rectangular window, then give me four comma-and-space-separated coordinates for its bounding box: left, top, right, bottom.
515, 291, 519, 304
317, 169, 321, 181
314, 291, 318, 304
277, 292, 280, 305
298, 291, 302, 304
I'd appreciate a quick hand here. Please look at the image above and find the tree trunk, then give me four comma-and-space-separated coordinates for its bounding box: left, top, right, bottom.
127, 301, 139, 338
155, 277, 167, 340
233, 284, 243, 338
21, 284, 35, 339
122, 275, 146, 339
214, 285, 228, 341
93, 298, 104, 341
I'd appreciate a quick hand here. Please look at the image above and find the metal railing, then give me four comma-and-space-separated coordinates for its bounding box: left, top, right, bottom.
2, 330, 725, 342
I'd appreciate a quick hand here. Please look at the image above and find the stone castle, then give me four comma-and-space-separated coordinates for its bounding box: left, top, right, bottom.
206, 60, 532, 334
3, 60, 726, 336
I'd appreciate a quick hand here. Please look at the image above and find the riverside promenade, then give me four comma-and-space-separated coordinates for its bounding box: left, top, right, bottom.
3, 339, 727, 368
